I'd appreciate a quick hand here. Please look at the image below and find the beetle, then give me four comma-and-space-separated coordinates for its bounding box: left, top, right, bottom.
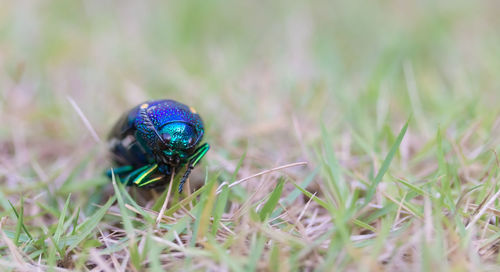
107, 99, 209, 192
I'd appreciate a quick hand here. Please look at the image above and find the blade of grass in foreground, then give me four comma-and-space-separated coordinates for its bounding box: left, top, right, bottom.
0, 189, 16, 219
112, 175, 141, 270
164, 185, 207, 217
210, 152, 244, 234
291, 181, 375, 232
54, 194, 72, 245
151, 175, 182, 212
259, 178, 284, 222
392, 176, 428, 196
8, 198, 33, 244
247, 233, 266, 271
364, 118, 410, 206
230, 150, 246, 184
212, 183, 229, 235
119, 182, 155, 224
268, 242, 280, 271
207, 236, 244, 272
64, 196, 115, 251
111, 177, 134, 235
163, 216, 191, 242
189, 174, 219, 247
13, 198, 24, 246
184, 175, 219, 269
195, 176, 218, 242
321, 124, 347, 205
148, 229, 164, 272
269, 168, 318, 220
291, 181, 330, 211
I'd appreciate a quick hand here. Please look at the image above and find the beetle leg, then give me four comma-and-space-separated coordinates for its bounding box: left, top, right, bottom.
178, 143, 210, 193
123, 165, 150, 185
138, 164, 172, 188
188, 143, 210, 167
121, 165, 151, 185
132, 164, 159, 186
137, 175, 164, 187
107, 165, 134, 178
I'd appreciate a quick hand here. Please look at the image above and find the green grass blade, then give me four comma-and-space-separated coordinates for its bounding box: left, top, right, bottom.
152, 187, 170, 211
321, 124, 347, 204
119, 182, 155, 224
283, 167, 318, 205
64, 196, 115, 251
71, 206, 80, 235
151, 175, 181, 212
0, 189, 16, 219
230, 150, 246, 183
195, 176, 218, 241
247, 234, 266, 271
436, 126, 447, 176
212, 183, 229, 235
163, 215, 191, 242
259, 178, 285, 222
268, 242, 280, 271
8, 199, 33, 242
270, 167, 319, 219
148, 230, 164, 272
290, 181, 330, 211
207, 236, 244, 272
111, 174, 142, 269
352, 218, 376, 233
164, 185, 207, 217
54, 193, 72, 244
111, 177, 134, 236
364, 118, 410, 205
189, 174, 219, 247
14, 199, 23, 246
392, 176, 428, 196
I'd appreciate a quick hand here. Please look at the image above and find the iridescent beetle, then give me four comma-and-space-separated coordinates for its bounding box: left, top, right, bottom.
108, 99, 209, 192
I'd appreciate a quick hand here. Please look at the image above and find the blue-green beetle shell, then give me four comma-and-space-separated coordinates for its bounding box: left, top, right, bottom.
108, 99, 206, 187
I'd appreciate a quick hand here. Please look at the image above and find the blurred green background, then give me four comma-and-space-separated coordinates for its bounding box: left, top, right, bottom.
2, 0, 499, 149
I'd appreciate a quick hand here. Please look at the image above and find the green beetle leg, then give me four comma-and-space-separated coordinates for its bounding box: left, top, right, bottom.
137, 175, 164, 188
189, 143, 210, 167
178, 143, 210, 193
107, 165, 133, 178
132, 164, 159, 187
122, 165, 151, 185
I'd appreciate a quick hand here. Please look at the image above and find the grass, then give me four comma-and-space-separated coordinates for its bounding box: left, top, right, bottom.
1, 0, 500, 271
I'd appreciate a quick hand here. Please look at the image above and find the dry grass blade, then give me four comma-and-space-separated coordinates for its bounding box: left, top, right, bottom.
156, 169, 175, 226
216, 161, 307, 194
0, 217, 28, 268
89, 249, 114, 272
67, 96, 101, 143
466, 186, 500, 230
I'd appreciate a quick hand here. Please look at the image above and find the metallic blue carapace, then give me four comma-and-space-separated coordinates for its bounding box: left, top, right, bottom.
108, 99, 209, 192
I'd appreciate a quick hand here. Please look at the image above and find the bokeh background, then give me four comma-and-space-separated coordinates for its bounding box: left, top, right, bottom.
2, 0, 500, 195
2, 0, 500, 270
2, 0, 499, 156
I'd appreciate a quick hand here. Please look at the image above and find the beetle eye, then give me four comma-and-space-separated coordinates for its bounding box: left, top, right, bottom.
163, 134, 172, 144
187, 137, 194, 145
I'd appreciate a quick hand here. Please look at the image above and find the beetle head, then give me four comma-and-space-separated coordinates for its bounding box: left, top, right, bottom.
159, 121, 201, 154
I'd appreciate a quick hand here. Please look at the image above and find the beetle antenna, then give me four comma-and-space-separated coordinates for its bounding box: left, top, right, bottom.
178, 164, 194, 193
